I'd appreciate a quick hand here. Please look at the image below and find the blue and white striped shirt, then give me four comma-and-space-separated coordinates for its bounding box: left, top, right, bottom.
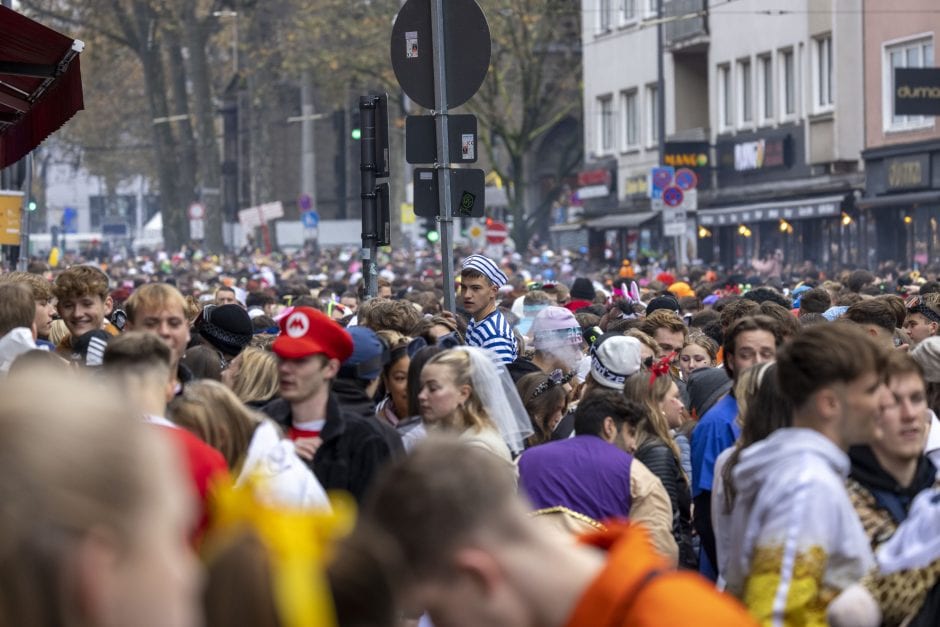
466, 309, 517, 363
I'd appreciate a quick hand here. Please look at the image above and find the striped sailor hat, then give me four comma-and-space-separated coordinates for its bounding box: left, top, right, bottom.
461, 254, 508, 288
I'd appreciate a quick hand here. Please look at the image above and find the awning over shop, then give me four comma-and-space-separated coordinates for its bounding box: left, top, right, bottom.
0, 6, 84, 168
698, 194, 843, 227
857, 190, 940, 210
548, 222, 584, 232
586, 211, 656, 229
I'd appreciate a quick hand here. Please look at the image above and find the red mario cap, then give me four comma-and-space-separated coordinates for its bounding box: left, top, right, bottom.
272, 306, 353, 361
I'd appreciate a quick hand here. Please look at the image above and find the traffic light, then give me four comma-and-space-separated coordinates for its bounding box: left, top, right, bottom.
350, 109, 361, 140
422, 216, 439, 243
27, 200, 37, 212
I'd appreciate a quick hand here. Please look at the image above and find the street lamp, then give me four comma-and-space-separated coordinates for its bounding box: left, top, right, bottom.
212, 10, 238, 76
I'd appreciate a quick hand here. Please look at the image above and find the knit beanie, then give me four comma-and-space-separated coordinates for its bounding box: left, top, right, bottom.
531, 306, 582, 350
570, 277, 595, 301
590, 334, 642, 389
687, 366, 733, 418
645, 294, 681, 316
912, 336, 940, 383
198, 304, 253, 357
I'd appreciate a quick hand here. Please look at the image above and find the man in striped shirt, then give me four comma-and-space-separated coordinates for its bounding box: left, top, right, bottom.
460, 254, 517, 363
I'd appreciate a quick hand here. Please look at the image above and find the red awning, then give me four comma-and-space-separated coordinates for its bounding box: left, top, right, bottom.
0, 6, 84, 168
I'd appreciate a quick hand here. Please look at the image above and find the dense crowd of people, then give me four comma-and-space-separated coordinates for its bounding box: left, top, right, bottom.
1, 243, 940, 626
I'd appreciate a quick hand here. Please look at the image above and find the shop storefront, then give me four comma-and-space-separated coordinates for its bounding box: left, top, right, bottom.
699, 125, 859, 270
861, 140, 940, 268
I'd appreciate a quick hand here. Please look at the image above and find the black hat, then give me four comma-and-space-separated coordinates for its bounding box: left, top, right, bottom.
198, 304, 253, 357
645, 294, 681, 316
570, 277, 595, 301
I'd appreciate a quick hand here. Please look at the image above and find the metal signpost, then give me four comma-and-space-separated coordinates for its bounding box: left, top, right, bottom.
391, 0, 491, 313
358, 94, 390, 300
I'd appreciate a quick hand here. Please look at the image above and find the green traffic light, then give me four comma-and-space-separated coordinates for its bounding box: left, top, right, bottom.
426, 230, 440, 243
351, 128, 361, 140
27, 201, 37, 211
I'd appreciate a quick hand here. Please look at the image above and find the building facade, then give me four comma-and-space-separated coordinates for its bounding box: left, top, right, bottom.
860, 0, 939, 268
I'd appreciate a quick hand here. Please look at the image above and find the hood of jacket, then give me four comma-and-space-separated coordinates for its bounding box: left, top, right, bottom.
0, 327, 37, 372
849, 444, 936, 498
732, 427, 850, 502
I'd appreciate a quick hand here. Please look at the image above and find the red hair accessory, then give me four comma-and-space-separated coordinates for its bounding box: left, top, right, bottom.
649, 354, 674, 386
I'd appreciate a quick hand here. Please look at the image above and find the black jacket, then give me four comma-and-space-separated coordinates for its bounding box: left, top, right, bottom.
636, 438, 696, 569
849, 445, 936, 525
332, 377, 405, 455
261, 393, 401, 503
507, 358, 542, 383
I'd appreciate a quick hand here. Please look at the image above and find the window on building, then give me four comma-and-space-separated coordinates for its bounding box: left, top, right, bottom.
621, 89, 638, 150
781, 48, 796, 117
645, 0, 658, 18
647, 84, 659, 146
718, 64, 732, 130
884, 35, 935, 131
598, 95, 614, 153
758, 54, 773, 122
620, 0, 637, 24
814, 35, 833, 110
598, 0, 612, 32
739, 58, 753, 124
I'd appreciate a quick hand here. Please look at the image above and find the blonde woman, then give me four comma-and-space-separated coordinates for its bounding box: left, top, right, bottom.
417, 347, 532, 472
170, 380, 328, 509
222, 347, 279, 408
0, 368, 200, 627
623, 364, 696, 569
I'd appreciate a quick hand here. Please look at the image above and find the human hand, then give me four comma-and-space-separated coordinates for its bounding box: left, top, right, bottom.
293, 436, 322, 460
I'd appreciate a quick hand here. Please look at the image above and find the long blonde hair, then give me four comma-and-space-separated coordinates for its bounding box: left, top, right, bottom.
170, 379, 263, 470
424, 349, 496, 433
229, 348, 279, 406
0, 368, 173, 624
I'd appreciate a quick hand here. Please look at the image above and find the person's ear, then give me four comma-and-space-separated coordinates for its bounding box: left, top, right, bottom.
70, 527, 119, 625
458, 384, 472, 405
103, 296, 114, 317
602, 416, 616, 442
930, 322, 939, 336
452, 546, 504, 597
813, 387, 840, 421
323, 358, 341, 379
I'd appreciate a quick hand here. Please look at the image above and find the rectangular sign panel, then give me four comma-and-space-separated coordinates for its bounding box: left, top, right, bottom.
895, 68, 940, 116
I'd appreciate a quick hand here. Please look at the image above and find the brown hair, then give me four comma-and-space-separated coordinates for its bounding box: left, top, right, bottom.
356, 437, 523, 581
637, 309, 688, 340
169, 379, 261, 471
0, 283, 36, 336
798, 288, 831, 315
516, 371, 567, 446
423, 349, 497, 434
719, 298, 761, 334
775, 323, 887, 410
681, 332, 718, 362
0, 271, 53, 302
0, 369, 173, 624
759, 301, 799, 339
228, 347, 279, 406
624, 328, 661, 360
622, 369, 684, 473
884, 349, 924, 382
53, 265, 110, 301
125, 282, 188, 325
359, 300, 423, 336
102, 331, 172, 377
845, 298, 896, 333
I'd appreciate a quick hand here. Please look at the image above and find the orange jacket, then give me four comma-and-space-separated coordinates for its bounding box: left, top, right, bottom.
564, 523, 758, 627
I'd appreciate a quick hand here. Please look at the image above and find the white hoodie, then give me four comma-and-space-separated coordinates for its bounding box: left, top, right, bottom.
236, 420, 330, 510
0, 327, 37, 373
723, 427, 874, 627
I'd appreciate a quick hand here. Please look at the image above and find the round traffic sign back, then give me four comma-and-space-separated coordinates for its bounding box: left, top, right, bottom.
662, 186, 684, 208
485, 221, 508, 244
390, 0, 491, 110
188, 203, 205, 220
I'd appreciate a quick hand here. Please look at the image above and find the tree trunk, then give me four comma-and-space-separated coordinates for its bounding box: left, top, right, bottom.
163, 25, 197, 247
132, 1, 185, 250
183, 11, 224, 252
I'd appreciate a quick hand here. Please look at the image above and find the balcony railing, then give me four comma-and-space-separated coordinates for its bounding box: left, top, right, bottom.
664, 0, 708, 48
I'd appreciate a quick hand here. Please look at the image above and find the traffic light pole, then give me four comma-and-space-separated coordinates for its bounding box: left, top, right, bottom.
359, 97, 379, 299
16, 153, 32, 271
431, 0, 456, 314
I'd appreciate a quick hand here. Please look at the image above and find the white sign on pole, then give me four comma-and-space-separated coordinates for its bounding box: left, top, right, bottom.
663, 220, 687, 237
238, 201, 285, 228
189, 219, 205, 240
